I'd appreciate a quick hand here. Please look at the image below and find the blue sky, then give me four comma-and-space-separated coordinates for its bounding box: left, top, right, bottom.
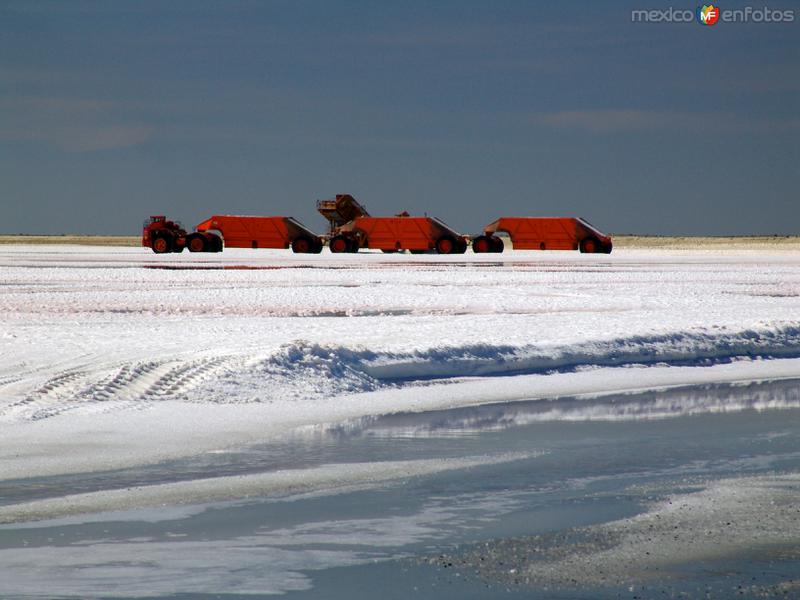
1, 1, 798, 235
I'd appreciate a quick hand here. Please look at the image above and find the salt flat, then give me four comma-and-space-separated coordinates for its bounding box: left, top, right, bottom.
1, 245, 799, 598
1, 245, 799, 477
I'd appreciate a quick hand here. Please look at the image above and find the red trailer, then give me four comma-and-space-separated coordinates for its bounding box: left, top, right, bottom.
472, 217, 613, 254
330, 215, 468, 254
194, 215, 324, 253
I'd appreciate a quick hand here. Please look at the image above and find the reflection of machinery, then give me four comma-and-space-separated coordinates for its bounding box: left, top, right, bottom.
329, 215, 469, 254
473, 217, 613, 254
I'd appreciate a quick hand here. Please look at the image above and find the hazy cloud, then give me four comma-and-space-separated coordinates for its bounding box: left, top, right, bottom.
0, 95, 154, 152
535, 109, 800, 135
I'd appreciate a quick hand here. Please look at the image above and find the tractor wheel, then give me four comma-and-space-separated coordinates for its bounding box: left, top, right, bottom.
311, 238, 324, 254
580, 237, 599, 254
291, 236, 313, 254
346, 239, 359, 253
152, 235, 172, 254
187, 234, 208, 253
602, 241, 613, 254
436, 236, 456, 255
472, 236, 492, 253
454, 239, 468, 254
490, 237, 505, 253
329, 236, 348, 253
209, 235, 223, 253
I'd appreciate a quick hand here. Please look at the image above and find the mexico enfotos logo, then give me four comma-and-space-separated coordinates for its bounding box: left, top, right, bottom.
632, 5, 796, 23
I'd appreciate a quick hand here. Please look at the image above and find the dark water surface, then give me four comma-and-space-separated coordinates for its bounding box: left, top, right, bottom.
1, 379, 799, 599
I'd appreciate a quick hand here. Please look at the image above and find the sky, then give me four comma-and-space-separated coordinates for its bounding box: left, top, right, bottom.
1, 1, 798, 236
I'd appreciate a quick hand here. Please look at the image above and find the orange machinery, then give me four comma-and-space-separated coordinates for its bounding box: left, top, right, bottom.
142, 216, 221, 254
316, 194, 371, 234
329, 215, 469, 254
142, 215, 324, 254
472, 217, 613, 254
194, 215, 324, 253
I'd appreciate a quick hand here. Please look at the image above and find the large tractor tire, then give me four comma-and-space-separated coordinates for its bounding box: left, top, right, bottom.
490, 237, 505, 253
291, 236, 314, 254
329, 236, 349, 253
579, 237, 600, 254
454, 239, 468, 254
436, 235, 456, 255
151, 234, 172, 254
472, 235, 492, 253
186, 234, 208, 253
208, 234, 223, 253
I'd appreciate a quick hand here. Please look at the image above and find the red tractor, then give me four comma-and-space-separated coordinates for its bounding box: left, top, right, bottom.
142, 216, 223, 254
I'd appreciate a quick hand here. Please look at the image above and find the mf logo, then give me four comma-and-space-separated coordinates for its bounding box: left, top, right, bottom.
697, 4, 720, 25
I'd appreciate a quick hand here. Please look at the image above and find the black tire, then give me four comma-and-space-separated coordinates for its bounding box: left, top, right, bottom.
580, 237, 600, 254
436, 235, 456, 255
329, 236, 348, 253
472, 235, 492, 253
490, 237, 505, 253
602, 241, 613, 254
454, 239, 468, 254
209, 235, 223, 253
292, 236, 313, 253
346, 239, 359, 253
186, 234, 208, 253
151, 234, 172, 254
311, 238, 324, 254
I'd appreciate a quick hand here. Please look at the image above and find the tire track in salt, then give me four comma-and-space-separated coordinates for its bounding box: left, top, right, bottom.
0, 355, 243, 422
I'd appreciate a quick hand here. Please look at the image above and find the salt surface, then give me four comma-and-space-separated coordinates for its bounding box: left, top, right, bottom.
1, 245, 799, 480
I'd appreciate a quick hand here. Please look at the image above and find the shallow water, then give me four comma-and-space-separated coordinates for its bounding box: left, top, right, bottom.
1, 379, 799, 598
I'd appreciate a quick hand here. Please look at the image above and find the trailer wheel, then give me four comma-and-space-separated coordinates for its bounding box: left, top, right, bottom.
602, 241, 613, 254
490, 237, 505, 253
329, 236, 348, 253
152, 235, 172, 254
311, 238, 324, 254
346, 239, 359, 253
187, 234, 208, 253
580, 237, 599, 254
291, 236, 313, 253
436, 236, 456, 255
472, 236, 491, 253
454, 239, 468, 254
